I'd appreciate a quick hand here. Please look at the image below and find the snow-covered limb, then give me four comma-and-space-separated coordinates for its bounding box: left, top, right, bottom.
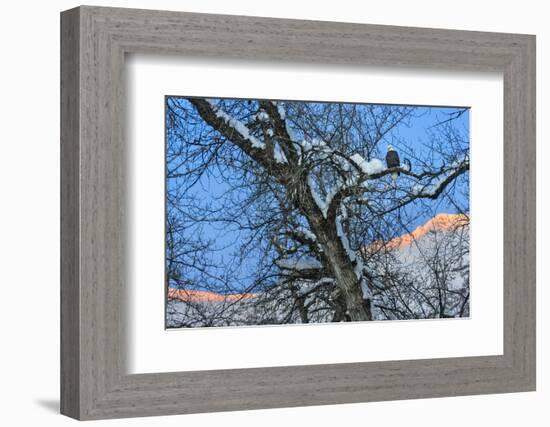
256, 110, 270, 122
281, 227, 323, 259
307, 174, 329, 218
189, 98, 298, 180
295, 226, 317, 242
274, 101, 286, 120
335, 207, 371, 300
304, 149, 388, 218
276, 256, 322, 271
294, 277, 336, 298
205, 99, 266, 149
380, 157, 470, 216
335, 208, 358, 269
307, 170, 360, 219
333, 155, 469, 220
350, 153, 385, 175
259, 100, 300, 164
273, 142, 288, 164
417, 159, 469, 196
390, 155, 469, 181
294, 138, 328, 154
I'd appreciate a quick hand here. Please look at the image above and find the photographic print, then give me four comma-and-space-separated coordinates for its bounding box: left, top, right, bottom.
165, 97, 470, 328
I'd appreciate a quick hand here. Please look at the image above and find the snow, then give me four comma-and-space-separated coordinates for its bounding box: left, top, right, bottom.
350, 153, 385, 175
387, 221, 470, 291
307, 154, 384, 219
335, 207, 370, 298
166, 218, 470, 327
297, 138, 327, 153
334, 154, 352, 172
360, 278, 372, 299
308, 174, 328, 217
410, 157, 469, 198
276, 257, 322, 270
256, 111, 270, 122
304, 155, 386, 222
271, 101, 303, 143
296, 226, 317, 242
273, 143, 288, 164
275, 102, 286, 120
419, 174, 451, 197
412, 184, 425, 195
295, 277, 335, 297
206, 100, 266, 150
324, 185, 340, 213
266, 128, 274, 137
450, 156, 469, 168
307, 174, 347, 219
335, 209, 355, 263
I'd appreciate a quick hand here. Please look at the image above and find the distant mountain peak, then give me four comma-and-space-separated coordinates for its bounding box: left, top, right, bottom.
388, 213, 468, 249
168, 213, 468, 304
365, 213, 469, 254
168, 288, 257, 303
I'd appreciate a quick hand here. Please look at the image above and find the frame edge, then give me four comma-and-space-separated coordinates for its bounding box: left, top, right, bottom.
60, 6, 82, 420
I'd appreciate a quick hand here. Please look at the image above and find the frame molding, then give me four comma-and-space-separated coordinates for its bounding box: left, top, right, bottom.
61, 6, 536, 420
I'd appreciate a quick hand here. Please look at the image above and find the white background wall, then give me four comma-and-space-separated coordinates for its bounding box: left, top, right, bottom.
0, 0, 547, 425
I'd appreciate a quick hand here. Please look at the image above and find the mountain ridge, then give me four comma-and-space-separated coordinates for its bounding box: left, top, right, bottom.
168, 212, 469, 303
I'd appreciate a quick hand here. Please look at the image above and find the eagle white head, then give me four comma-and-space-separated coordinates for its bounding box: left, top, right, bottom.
387, 145, 395, 152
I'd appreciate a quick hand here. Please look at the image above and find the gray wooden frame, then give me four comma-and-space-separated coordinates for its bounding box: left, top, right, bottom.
60, 5, 536, 420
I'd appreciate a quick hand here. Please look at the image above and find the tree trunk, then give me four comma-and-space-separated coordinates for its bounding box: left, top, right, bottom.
289, 284, 309, 323
327, 242, 372, 321
294, 175, 372, 321
314, 224, 373, 321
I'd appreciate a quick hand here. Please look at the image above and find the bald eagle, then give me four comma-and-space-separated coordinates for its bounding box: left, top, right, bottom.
385, 145, 400, 181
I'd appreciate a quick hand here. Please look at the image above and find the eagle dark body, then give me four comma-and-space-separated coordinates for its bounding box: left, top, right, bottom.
385, 150, 401, 175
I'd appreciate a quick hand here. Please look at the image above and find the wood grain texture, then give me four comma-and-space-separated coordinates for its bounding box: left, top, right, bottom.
60, 7, 80, 419
60, 5, 536, 420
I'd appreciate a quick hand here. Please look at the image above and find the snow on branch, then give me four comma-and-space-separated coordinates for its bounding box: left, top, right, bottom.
383, 157, 470, 215
350, 154, 385, 175
205, 99, 265, 149
258, 100, 300, 164
188, 98, 298, 180
330, 153, 469, 220
276, 257, 322, 271
275, 102, 286, 120
410, 158, 469, 198
335, 207, 371, 299
273, 142, 288, 164
281, 227, 322, 258
305, 149, 387, 219
255, 110, 270, 122
294, 226, 317, 243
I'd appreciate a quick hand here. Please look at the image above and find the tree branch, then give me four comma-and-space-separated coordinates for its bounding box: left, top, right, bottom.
326, 158, 469, 221
188, 98, 289, 179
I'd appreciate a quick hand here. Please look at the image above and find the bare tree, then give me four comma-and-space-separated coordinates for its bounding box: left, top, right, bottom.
166, 98, 469, 325
368, 214, 470, 320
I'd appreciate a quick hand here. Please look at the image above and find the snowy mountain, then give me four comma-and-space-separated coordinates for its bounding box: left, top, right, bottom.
167, 213, 470, 327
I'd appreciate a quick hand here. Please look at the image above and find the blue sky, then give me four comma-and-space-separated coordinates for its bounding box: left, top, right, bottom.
166, 98, 469, 292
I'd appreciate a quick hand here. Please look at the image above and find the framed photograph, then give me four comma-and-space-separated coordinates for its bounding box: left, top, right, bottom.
61, 6, 536, 420
164, 96, 471, 329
